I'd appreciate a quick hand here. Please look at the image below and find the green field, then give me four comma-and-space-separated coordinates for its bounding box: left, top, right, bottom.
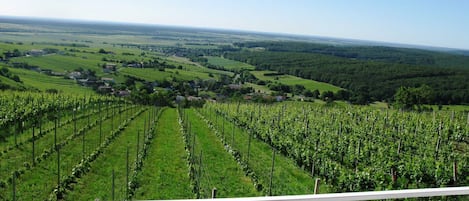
206, 56, 256, 71
251, 70, 342, 93
8, 67, 95, 95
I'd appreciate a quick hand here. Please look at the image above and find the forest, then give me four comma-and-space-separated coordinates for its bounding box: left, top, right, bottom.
225, 42, 469, 105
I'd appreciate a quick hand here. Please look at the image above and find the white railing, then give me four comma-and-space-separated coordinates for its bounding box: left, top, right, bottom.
139, 186, 469, 201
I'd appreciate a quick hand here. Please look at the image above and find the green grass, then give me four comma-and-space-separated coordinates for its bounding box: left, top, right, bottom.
251, 70, 342, 93
245, 82, 273, 94
200, 108, 329, 195
134, 108, 192, 200
7, 67, 95, 95
11, 54, 102, 73
164, 57, 234, 77
64, 107, 148, 201
185, 109, 260, 198
206, 56, 256, 71
119, 67, 214, 81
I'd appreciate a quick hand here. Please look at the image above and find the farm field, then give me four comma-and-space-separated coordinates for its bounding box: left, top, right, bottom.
206, 56, 256, 71
250, 70, 342, 93
7, 67, 94, 95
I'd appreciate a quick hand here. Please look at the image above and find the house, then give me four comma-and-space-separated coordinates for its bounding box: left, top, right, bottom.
187, 96, 202, 101
27, 49, 45, 57
101, 77, 115, 84
228, 84, 242, 90
276, 95, 286, 102
50, 71, 65, 76
117, 90, 131, 97
126, 63, 143, 68
175, 95, 185, 103
98, 86, 113, 93
68, 71, 83, 80
103, 63, 117, 73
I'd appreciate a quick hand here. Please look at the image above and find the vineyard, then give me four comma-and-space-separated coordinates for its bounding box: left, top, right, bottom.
1, 92, 468, 200
201, 102, 469, 193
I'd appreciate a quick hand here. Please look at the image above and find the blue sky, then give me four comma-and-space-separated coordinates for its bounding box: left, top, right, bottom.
1, 0, 468, 49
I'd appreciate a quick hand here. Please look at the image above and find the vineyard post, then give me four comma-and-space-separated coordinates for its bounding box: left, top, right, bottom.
58, 102, 61, 125
435, 122, 442, 160
39, 110, 42, 139
87, 108, 90, 127
32, 125, 35, 166
136, 130, 140, 161
314, 178, 320, 194
231, 123, 235, 148
55, 118, 61, 199
126, 146, 129, 199
99, 110, 102, 145
311, 161, 315, 177
15, 120, 19, 147
12, 168, 16, 201
215, 110, 218, 128
112, 169, 115, 201
453, 161, 457, 183
73, 108, 77, 135
197, 150, 203, 199
192, 125, 196, 162
119, 102, 122, 124
82, 119, 86, 160
247, 128, 252, 166
106, 101, 109, 119
269, 147, 276, 196
111, 104, 115, 131
211, 188, 217, 198
222, 118, 225, 142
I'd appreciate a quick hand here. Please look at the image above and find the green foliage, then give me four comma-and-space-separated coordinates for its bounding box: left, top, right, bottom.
205, 102, 469, 193
226, 51, 469, 104
394, 85, 434, 110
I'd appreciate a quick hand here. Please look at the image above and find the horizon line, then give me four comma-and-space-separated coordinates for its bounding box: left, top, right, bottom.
1, 15, 468, 52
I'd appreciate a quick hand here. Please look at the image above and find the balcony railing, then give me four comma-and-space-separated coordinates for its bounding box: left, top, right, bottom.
139, 186, 469, 201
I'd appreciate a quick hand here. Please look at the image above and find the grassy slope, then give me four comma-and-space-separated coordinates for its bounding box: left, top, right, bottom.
11, 54, 101, 73
251, 70, 342, 93
186, 109, 259, 198
8, 67, 94, 95
206, 56, 256, 71
134, 108, 192, 200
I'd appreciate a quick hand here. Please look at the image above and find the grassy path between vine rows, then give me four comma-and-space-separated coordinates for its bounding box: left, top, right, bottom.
134, 108, 192, 200
185, 109, 259, 198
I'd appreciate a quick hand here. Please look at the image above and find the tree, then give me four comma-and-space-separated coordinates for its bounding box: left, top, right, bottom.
394, 85, 434, 110
312, 89, 320, 99
98, 48, 107, 54
334, 89, 351, 100
320, 91, 334, 102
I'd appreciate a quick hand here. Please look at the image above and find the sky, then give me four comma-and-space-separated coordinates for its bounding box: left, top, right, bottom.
1, 0, 468, 49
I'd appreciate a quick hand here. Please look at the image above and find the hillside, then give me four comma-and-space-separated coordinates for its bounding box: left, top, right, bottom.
224, 42, 469, 104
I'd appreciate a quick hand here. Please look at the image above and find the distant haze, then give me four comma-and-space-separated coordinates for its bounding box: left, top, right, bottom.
0, 0, 468, 50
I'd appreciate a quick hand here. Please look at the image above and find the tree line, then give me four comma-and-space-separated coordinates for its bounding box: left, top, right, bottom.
225, 50, 469, 105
